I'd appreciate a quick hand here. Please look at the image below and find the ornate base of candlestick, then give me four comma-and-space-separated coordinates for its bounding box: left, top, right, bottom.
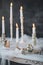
10, 37, 13, 41
16, 42, 19, 47
32, 38, 36, 46
18, 39, 27, 49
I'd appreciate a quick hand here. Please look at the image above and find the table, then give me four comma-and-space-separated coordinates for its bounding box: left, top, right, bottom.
0, 35, 43, 65
0, 46, 43, 65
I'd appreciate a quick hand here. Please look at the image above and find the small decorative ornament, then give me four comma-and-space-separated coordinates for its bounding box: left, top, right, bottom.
4, 40, 10, 48
27, 44, 33, 52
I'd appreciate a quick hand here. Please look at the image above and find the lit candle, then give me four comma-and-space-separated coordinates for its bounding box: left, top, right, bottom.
32, 23, 36, 46
32, 23, 36, 34
20, 6, 23, 17
16, 23, 19, 43
2, 16, 5, 35
10, 2, 13, 40
20, 6, 24, 42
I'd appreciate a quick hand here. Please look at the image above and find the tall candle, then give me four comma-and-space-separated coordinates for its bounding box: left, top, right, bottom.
20, 6, 24, 42
32, 23, 36, 46
2, 16, 5, 35
32, 23, 36, 34
16, 23, 19, 43
10, 2, 13, 40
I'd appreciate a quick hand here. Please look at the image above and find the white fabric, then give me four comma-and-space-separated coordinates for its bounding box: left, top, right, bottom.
0, 34, 43, 63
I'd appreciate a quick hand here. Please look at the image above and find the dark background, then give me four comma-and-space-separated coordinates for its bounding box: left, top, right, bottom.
0, 0, 43, 38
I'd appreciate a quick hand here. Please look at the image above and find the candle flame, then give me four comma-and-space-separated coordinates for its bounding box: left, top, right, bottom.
33, 23, 35, 28
10, 2, 13, 6
20, 6, 23, 10
16, 23, 18, 28
2, 16, 4, 20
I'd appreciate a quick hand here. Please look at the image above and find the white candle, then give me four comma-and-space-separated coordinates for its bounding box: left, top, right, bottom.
10, 2, 13, 40
16, 23, 19, 43
32, 23, 36, 46
32, 23, 36, 34
20, 6, 24, 42
2, 16, 5, 34
20, 6, 23, 17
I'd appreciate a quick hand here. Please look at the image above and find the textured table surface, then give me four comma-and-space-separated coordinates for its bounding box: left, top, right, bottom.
0, 35, 43, 65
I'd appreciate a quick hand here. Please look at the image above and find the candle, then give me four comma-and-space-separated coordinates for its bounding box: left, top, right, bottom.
16, 23, 19, 43
32, 23, 36, 46
20, 6, 23, 17
2, 16, 5, 41
32, 23, 36, 34
20, 6, 24, 42
10, 2, 13, 40
2, 16, 5, 35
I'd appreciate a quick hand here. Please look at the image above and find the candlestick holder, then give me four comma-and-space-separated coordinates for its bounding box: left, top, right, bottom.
32, 33, 36, 46
16, 42, 19, 49
18, 39, 27, 50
